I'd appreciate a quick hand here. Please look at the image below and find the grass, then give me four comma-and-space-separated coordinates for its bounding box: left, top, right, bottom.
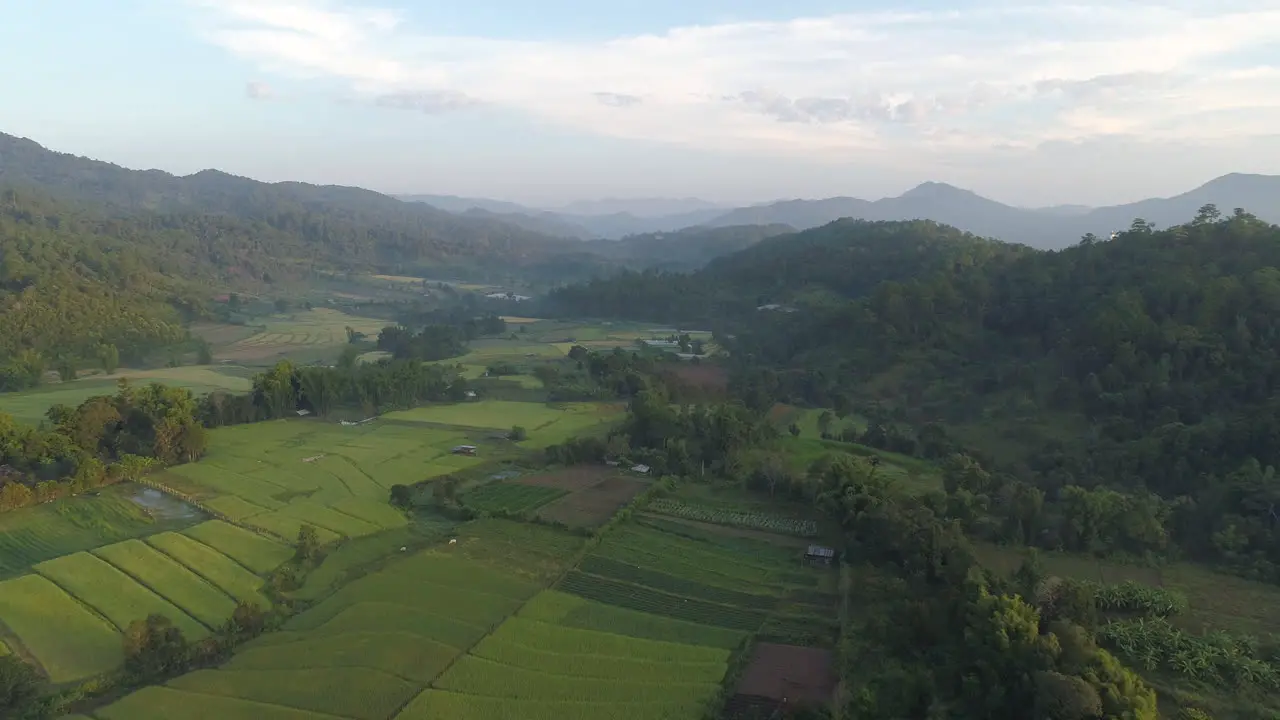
433, 655, 720, 702
0, 484, 197, 580
519, 590, 745, 649
973, 543, 1280, 637
168, 668, 417, 720
146, 532, 273, 607
0, 367, 251, 425
292, 521, 457, 602
470, 635, 728, 683
461, 483, 566, 514
217, 308, 389, 364
33, 552, 208, 637
226, 632, 460, 683
395, 690, 705, 720
0, 574, 121, 683
183, 521, 294, 574
486, 616, 730, 663
95, 686, 342, 720
93, 540, 238, 629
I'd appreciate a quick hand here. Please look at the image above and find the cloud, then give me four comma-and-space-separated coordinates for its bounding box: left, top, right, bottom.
189, 0, 1280, 158
374, 90, 477, 113
245, 81, 274, 100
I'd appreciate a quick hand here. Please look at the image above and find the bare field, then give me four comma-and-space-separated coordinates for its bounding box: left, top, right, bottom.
537, 476, 650, 528
735, 642, 836, 705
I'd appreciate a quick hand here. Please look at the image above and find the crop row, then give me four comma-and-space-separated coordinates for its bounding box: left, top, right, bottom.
435, 655, 719, 703
578, 555, 777, 610
557, 571, 765, 631
646, 499, 818, 537
462, 483, 567, 514
395, 689, 707, 720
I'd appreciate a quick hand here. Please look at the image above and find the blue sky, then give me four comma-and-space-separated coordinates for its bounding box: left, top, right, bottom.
3, 0, 1279, 207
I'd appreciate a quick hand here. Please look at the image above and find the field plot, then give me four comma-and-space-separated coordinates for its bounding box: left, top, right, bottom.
33, 553, 208, 638
93, 540, 237, 628
384, 400, 623, 448
183, 520, 294, 575
733, 642, 837, 707
461, 483, 565, 514
646, 498, 818, 537
146, 532, 273, 607
536, 476, 649, 528
0, 367, 251, 425
218, 308, 389, 364
396, 588, 731, 719
0, 483, 199, 579
161, 418, 486, 543
0, 574, 121, 683
99, 527, 570, 720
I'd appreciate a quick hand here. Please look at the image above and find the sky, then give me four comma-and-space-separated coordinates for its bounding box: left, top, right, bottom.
3, 0, 1280, 208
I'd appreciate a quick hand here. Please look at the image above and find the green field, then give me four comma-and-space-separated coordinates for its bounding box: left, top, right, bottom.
0, 367, 252, 425
213, 308, 390, 365
384, 400, 623, 448
182, 521, 294, 575
97, 523, 581, 719
0, 574, 121, 683
0, 484, 200, 579
159, 419, 488, 542
93, 540, 237, 628
145, 532, 274, 607
33, 552, 208, 637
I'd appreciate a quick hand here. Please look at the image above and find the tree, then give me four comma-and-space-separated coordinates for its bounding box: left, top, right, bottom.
389, 484, 413, 508
97, 343, 120, 373
56, 357, 76, 382
228, 601, 267, 638
1033, 671, 1103, 720
294, 523, 320, 563
818, 410, 835, 437
789, 423, 801, 437
274, 298, 290, 313
195, 340, 213, 365
123, 614, 189, 679
510, 426, 528, 442
0, 656, 43, 718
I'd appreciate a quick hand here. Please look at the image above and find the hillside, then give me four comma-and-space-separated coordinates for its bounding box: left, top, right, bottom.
723, 207, 1280, 578
543, 219, 1024, 323
0, 133, 579, 269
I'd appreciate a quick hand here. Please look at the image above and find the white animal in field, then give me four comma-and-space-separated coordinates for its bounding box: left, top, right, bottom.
449, 538, 458, 545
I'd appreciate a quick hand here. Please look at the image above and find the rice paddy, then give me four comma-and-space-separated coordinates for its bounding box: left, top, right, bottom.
94, 522, 580, 719
0, 367, 252, 425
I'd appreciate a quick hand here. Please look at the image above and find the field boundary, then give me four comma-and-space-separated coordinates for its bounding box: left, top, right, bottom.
135, 478, 292, 544
90, 548, 231, 633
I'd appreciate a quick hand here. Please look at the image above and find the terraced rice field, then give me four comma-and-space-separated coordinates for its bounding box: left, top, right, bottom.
97, 523, 581, 719
160, 419, 469, 543
0, 484, 198, 579
145, 532, 274, 607
182, 521, 294, 575
383, 400, 623, 448
93, 540, 238, 628
0, 574, 121, 683
33, 553, 208, 638
219, 309, 389, 363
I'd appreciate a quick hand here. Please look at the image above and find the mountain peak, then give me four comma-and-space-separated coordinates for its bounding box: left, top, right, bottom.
899, 181, 977, 200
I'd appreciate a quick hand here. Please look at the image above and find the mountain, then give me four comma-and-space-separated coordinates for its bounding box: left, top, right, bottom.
0, 132, 578, 269
581, 224, 795, 270
548, 197, 728, 217
394, 193, 534, 215
458, 207, 594, 239
702, 175, 1280, 249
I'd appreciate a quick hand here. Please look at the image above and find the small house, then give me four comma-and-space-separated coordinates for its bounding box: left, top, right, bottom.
804, 545, 836, 567
631, 464, 651, 474
464, 390, 477, 399
451, 445, 478, 456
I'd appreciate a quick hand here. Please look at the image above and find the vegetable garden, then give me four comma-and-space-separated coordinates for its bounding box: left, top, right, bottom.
646, 499, 818, 537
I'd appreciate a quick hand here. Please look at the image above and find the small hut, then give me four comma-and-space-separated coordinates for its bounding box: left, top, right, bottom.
804, 545, 836, 567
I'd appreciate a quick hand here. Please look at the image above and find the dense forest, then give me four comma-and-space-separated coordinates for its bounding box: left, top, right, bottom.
550, 207, 1280, 582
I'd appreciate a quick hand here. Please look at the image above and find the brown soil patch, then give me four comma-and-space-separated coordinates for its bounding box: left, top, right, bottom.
735, 643, 837, 706
665, 363, 729, 391
514, 465, 616, 492
538, 476, 649, 528
636, 512, 811, 547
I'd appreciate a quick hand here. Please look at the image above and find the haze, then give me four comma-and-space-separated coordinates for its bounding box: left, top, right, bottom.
4, 0, 1280, 207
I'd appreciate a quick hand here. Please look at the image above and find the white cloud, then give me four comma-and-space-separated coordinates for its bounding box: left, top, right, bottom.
245, 81, 274, 100
190, 0, 1280, 159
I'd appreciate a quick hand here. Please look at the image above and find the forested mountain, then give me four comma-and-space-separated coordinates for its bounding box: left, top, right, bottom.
550, 205, 1280, 577
581, 223, 795, 270
544, 219, 1020, 323
0, 133, 579, 268
702, 176, 1280, 249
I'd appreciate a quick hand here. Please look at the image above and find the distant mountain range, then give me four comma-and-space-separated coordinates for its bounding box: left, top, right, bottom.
402, 175, 1280, 249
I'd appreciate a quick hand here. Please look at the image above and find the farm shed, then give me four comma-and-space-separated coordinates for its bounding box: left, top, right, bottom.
451, 445, 478, 456
804, 545, 836, 567
630, 464, 651, 475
